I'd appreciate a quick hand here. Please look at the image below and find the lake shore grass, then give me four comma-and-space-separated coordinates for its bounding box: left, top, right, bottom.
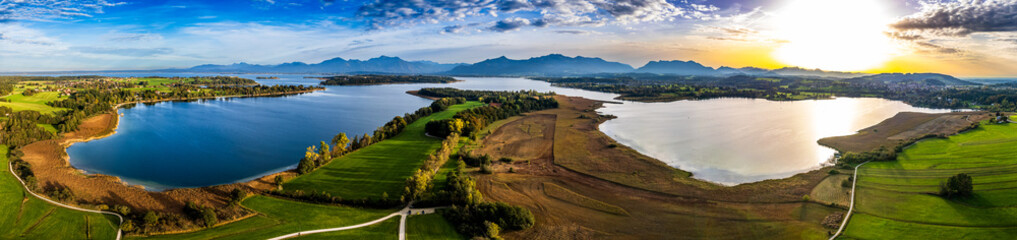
469, 95, 839, 239
283, 101, 485, 199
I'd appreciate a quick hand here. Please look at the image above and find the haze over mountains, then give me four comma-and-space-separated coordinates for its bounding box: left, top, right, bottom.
181, 56, 462, 74
166, 54, 973, 84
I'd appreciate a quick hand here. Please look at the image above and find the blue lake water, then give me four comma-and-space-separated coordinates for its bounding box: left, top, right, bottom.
64, 74, 949, 189
66, 75, 613, 190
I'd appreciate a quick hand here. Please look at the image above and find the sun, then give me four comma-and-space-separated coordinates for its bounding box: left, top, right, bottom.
771, 0, 896, 72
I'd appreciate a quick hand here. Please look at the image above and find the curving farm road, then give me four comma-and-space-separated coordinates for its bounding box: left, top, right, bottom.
267, 204, 444, 240
829, 161, 870, 240
8, 162, 124, 240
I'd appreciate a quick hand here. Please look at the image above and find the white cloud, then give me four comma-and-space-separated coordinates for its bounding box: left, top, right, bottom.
356, 0, 720, 31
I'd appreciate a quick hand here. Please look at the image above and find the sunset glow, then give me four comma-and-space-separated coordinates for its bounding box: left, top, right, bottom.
771, 0, 896, 72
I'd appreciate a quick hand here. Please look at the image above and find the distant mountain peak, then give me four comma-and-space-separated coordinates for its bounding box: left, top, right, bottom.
447, 54, 633, 76
182, 56, 460, 74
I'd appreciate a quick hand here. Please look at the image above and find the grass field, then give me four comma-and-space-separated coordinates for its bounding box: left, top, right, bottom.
0, 91, 68, 114
406, 214, 463, 240
843, 121, 1017, 239
0, 146, 119, 239
135, 196, 392, 239
284, 102, 485, 199
290, 217, 399, 240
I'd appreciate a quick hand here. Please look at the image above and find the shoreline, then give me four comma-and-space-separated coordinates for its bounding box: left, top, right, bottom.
55, 89, 322, 192
17, 89, 321, 221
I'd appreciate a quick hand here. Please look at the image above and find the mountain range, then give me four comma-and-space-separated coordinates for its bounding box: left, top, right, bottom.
178, 56, 462, 74
170, 54, 972, 84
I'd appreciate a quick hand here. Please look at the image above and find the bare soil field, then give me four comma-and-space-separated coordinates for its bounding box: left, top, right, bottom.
818, 111, 988, 153
472, 95, 841, 239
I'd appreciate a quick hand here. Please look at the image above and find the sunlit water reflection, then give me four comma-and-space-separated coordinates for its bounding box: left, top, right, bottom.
597, 97, 951, 185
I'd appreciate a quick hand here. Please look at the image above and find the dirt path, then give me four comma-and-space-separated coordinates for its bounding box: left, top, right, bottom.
830, 161, 869, 240
8, 161, 123, 240
267, 205, 445, 240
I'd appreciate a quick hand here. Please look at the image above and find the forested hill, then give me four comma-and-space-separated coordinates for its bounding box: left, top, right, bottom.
445, 54, 635, 76
846, 73, 978, 86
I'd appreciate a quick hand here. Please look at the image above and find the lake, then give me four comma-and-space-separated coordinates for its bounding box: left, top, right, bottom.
65, 75, 948, 189
598, 97, 950, 185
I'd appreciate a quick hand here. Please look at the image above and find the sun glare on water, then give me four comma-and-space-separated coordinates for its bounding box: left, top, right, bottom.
772, 0, 896, 72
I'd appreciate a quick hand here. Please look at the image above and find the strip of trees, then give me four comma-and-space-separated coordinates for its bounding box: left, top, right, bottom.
47, 84, 319, 132
294, 97, 467, 175
422, 89, 558, 139
404, 133, 459, 201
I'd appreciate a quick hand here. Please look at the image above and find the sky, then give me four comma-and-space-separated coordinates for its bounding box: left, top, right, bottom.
1, 0, 1017, 77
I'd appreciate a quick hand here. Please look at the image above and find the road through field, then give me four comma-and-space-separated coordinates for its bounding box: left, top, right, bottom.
268, 204, 444, 240
8, 161, 124, 240
830, 161, 869, 240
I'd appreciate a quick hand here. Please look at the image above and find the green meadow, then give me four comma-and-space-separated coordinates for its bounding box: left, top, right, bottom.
135, 196, 392, 240
843, 121, 1017, 239
0, 146, 119, 239
0, 90, 68, 114
407, 214, 463, 240
284, 102, 484, 199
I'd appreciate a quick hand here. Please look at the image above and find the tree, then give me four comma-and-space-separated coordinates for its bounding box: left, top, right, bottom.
332, 133, 349, 156
297, 145, 319, 174
143, 211, 159, 229
317, 141, 331, 166
484, 221, 502, 240
201, 208, 218, 227
229, 188, 247, 206
940, 173, 973, 198
121, 220, 135, 232
274, 175, 284, 186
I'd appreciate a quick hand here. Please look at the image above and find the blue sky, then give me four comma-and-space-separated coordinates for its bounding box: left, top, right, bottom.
2, 0, 1017, 76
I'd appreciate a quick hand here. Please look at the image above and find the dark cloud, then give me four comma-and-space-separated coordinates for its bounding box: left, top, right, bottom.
357, 0, 717, 31
497, 0, 532, 12
490, 18, 532, 32
72, 47, 173, 57
892, 0, 1017, 36
886, 31, 924, 41
914, 42, 963, 55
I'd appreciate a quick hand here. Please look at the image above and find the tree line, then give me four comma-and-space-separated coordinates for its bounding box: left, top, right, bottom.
534, 76, 1017, 112
404, 133, 459, 201
294, 97, 468, 176
421, 88, 558, 139
47, 84, 319, 132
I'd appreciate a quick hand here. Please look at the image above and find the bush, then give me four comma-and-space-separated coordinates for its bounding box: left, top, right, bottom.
828, 169, 840, 175
229, 188, 247, 206
940, 173, 973, 198
498, 157, 513, 163
479, 164, 493, 174
201, 208, 218, 227
841, 179, 852, 188
143, 211, 160, 229
440, 202, 535, 239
